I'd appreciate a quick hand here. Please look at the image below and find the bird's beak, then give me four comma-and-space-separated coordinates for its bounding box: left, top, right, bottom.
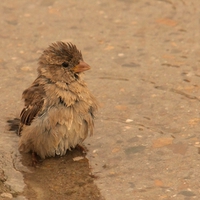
72, 61, 91, 73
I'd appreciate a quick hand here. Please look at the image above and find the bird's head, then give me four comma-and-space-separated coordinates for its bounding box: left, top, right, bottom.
38, 41, 90, 82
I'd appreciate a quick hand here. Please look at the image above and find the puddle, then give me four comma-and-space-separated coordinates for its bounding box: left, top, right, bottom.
21, 150, 103, 200
3, 119, 104, 200
0, 129, 26, 199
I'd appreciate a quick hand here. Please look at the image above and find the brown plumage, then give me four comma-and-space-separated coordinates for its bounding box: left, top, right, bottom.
18, 41, 98, 159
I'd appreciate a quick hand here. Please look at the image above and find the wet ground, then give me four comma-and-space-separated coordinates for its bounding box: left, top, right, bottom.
1, 0, 200, 199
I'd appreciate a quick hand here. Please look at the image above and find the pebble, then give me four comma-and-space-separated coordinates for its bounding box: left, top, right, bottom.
126, 119, 133, 123
1, 193, 13, 199
118, 53, 124, 57
73, 156, 84, 161
93, 149, 98, 153
20, 66, 32, 71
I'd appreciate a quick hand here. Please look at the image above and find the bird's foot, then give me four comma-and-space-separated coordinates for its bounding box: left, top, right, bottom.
76, 144, 88, 154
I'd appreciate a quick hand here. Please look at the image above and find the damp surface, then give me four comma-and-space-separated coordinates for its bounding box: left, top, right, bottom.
1, 0, 200, 200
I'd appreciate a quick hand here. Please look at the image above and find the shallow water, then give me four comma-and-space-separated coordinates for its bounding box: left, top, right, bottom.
3, 119, 103, 200
0, 130, 26, 199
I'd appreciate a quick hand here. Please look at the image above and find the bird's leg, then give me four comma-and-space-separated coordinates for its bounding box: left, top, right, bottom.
31, 152, 38, 167
17, 123, 23, 136
76, 144, 88, 154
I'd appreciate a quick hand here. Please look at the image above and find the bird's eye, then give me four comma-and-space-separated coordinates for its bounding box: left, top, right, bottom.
62, 62, 69, 68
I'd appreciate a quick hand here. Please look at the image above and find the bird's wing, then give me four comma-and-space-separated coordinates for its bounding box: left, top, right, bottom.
20, 84, 45, 126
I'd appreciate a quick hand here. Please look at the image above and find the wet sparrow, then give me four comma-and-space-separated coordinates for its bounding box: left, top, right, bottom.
18, 41, 98, 159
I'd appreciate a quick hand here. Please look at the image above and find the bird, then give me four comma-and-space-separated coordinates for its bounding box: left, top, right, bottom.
18, 41, 98, 159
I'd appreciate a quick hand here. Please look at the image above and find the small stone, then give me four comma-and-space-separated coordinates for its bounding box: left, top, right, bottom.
126, 119, 133, 123
20, 66, 32, 71
124, 126, 131, 130
93, 149, 98, 153
137, 135, 142, 138
73, 156, 84, 161
1, 193, 13, 199
118, 53, 124, 57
